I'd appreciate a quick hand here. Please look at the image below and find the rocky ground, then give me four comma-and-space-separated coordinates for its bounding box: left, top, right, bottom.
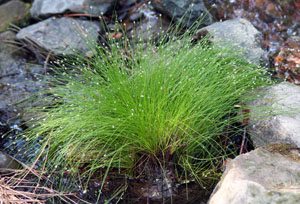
0, 0, 300, 203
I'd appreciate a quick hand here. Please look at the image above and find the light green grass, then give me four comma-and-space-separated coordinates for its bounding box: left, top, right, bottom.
21, 26, 272, 190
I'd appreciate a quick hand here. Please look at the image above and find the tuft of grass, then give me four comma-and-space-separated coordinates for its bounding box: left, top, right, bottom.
20, 24, 272, 190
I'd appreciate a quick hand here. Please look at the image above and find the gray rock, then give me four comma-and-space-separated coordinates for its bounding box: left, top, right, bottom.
0, 0, 30, 32
0, 151, 20, 172
16, 17, 100, 55
247, 82, 300, 148
208, 145, 300, 204
31, 0, 117, 19
196, 18, 268, 65
151, 0, 214, 28
0, 31, 45, 116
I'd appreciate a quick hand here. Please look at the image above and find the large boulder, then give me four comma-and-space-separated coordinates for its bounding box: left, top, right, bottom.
0, 0, 30, 32
151, 0, 214, 28
247, 82, 300, 148
208, 145, 300, 204
16, 17, 100, 56
195, 18, 268, 65
31, 0, 117, 19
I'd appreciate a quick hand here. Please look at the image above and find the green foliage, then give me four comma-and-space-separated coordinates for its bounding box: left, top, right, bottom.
21, 27, 272, 187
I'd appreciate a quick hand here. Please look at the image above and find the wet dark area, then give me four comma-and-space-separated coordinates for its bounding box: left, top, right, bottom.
77, 121, 253, 204
74, 157, 213, 204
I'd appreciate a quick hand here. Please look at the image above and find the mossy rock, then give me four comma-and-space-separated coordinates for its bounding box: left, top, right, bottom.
0, 0, 31, 33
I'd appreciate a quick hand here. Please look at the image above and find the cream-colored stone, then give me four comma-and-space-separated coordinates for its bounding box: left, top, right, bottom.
209, 147, 300, 204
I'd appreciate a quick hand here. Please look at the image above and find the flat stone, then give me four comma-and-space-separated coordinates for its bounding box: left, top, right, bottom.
247, 82, 300, 148
208, 145, 300, 204
151, 0, 214, 28
31, 0, 116, 19
196, 18, 268, 65
0, 0, 30, 32
16, 17, 100, 55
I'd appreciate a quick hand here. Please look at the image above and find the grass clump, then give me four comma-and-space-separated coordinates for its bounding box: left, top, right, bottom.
21, 27, 272, 190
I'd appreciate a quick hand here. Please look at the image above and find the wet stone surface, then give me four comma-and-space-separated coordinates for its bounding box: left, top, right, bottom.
0, 31, 46, 165
206, 0, 300, 82
0, 31, 45, 118
151, 0, 214, 28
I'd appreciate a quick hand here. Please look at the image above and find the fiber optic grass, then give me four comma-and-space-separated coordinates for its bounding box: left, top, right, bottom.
20, 26, 273, 189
